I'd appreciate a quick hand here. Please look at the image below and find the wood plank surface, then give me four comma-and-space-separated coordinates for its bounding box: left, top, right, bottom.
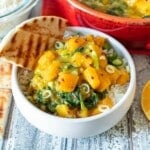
1, 55, 150, 150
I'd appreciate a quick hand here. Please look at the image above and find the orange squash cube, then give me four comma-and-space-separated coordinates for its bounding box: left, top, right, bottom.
83, 66, 100, 89
97, 70, 111, 92
57, 72, 79, 92
99, 55, 108, 69
56, 104, 70, 117
107, 68, 121, 84
41, 60, 61, 82
116, 69, 130, 85
37, 50, 57, 70
98, 96, 113, 108
65, 37, 85, 52
94, 36, 105, 47
72, 52, 84, 67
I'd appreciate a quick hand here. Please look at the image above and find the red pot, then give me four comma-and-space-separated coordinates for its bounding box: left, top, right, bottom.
42, 0, 150, 52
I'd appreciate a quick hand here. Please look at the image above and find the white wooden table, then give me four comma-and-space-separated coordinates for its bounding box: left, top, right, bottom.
0, 54, 149, 150
1, 1, 150, 149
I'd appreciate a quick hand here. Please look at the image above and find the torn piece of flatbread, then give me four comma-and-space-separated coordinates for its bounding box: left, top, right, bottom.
0, 89, 12, 137
0, 59, 12, 89
0, 16, 67, 70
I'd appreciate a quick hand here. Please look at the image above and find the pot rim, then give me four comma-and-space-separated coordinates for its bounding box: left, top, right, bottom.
68, 0, 150, 25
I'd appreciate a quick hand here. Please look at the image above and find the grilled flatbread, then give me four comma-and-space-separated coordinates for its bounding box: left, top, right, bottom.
0, 16, 67, 70
0, 59, 12, 89
0, 89, 12, 137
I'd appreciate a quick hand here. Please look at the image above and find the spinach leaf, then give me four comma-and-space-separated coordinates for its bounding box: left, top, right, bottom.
35, 89, 52, 104
35, 90, 46, 104
47, 101, 58, 113
103, 41, 112, 50
57, 87, 106, 110
58, 91, 80, 108
84, 91, 106, 109
75, 47, 85, 53
84, 92, 99, 109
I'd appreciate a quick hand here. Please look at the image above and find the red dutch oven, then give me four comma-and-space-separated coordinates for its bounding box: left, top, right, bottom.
42, 0, 150, 54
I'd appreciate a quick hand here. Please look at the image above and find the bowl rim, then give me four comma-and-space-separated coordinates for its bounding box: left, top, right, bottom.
12, 26, 136, 123
68, 0, 150, 25
0, 0, 32, 18
0, 0, 39, 22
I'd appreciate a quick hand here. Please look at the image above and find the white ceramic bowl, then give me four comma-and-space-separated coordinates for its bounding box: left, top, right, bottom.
0, 0, 38, 38
11, 26, 136, 138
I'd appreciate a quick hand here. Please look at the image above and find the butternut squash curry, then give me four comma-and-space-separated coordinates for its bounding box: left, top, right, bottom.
27, 34, 130, 118
79, 0, 150, 18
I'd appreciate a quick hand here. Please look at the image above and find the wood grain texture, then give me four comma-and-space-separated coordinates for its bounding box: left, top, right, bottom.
131, 55, 150, 150
2, 55, 150, 150
3, 105, 130, 150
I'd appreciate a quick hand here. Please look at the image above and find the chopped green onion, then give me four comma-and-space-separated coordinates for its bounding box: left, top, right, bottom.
112, 58, 123, 66
85, 48, 99, 69
42, 89, 52, 99
80, 83, 90, 96
103, 41, 112, 50
55, 41, 64, 49
126, 65, 130, 73
106, 65, 115, 73
75, 47, 84, 53
47, 82, 54, 89
107, 50, 117, 61
79, 92, 87, 110
98, 105, 110, 113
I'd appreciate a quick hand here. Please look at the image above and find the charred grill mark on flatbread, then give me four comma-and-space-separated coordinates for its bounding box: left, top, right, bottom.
28, 34, 34, 52
19, 16, 67, 37
43, 17, 47, 21
28, 34, 38, 69
23, 34, 33, 68
32, 59, 38, 70
45, 36, 50, 50
21, 32, 31, 67
51, 17, 54, 22
0, 32, 19, 60
8, 32, 19, 63
0, 16, 67, 70
59, 18, 61, 30
34, 35, 41, 58
11, 33, 17, 43
59, 18, 65, 31
33, 19, 38, 23
12, 32, 24, 64
21, 25, 50, 36
0, 97, 3, 118
22, 24, 29, 30
38, 35, 47, 51
24, 34, 39, 69
17, 43, 23, 60
24, 34, 47, 70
